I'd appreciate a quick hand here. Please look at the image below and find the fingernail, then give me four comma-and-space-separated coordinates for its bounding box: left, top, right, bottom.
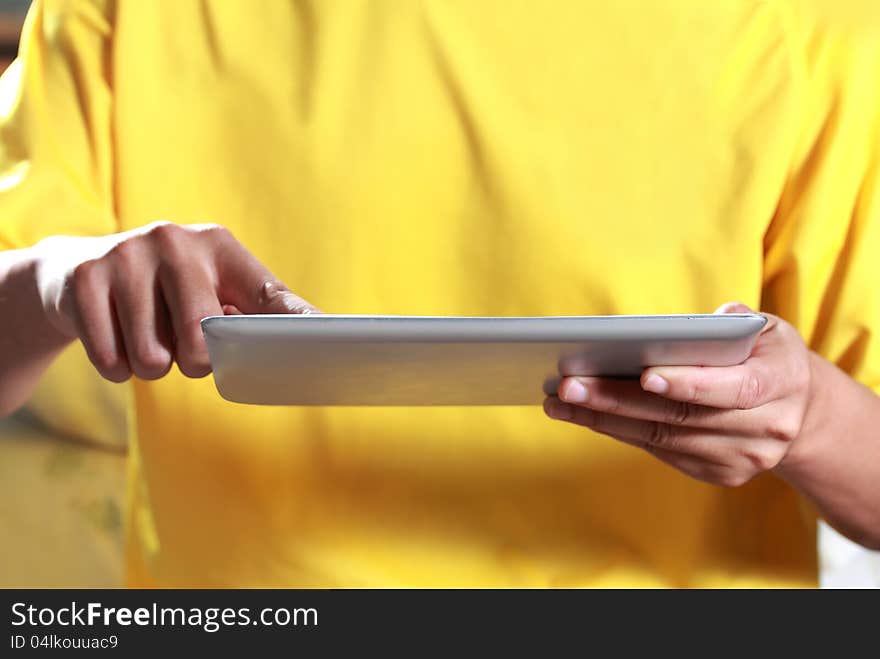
562, 379, 588, 403
281, 293, 302, 312
546, 399, 573, 421
281, 295, 318, 314
643, 374, 669, 394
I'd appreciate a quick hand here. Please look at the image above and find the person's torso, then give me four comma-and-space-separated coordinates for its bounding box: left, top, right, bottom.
113, 0, 815, 586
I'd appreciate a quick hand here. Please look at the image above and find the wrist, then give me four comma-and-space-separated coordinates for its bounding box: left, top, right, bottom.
15, 245, 75, 346
30, 239, 81, 340
0, 246, 74, 418
774, 351, 830, 483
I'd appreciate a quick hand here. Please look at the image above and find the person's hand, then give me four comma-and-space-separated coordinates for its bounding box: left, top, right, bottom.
34, 221, 317, 382
543, 303, 817, 487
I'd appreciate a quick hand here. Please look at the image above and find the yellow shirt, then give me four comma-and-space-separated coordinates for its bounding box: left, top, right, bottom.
2, 0, 879, 587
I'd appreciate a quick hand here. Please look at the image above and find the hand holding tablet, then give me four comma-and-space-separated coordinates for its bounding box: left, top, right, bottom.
543, 303, 820, 489
202, 311, 767, 406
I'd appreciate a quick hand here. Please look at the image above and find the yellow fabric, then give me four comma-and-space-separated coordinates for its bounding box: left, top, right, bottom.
24, 342, 128, 452
2, 0, 879, 587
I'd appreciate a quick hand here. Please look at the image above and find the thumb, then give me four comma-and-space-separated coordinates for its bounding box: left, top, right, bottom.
713, 301, 754, 315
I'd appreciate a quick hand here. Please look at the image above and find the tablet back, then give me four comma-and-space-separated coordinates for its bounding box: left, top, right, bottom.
202, 314, 766, 406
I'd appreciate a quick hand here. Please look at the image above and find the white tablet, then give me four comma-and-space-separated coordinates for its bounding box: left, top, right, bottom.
201, 313, 767, 406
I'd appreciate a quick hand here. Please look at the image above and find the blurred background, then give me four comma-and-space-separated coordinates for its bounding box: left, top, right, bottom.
0, 0, 28, 70
0, 0, 877, 588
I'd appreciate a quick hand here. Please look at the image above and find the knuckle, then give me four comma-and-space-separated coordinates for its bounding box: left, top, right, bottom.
740, 447, 779, 473
144, 219, 174, 232
89, 345, 119, 373
201, 223, 232, 240
646, 421, 671, 447
89, 347, 130, 382
668, 401, 692, 425
184, 223, 234, 251
717, 471, 751, 489
70, 259, 100, 292
599, 392, 622, 416
108, 237, 142, 267
176, 353, 212, 378
735, 373, 762, 409
174, 329, 212, 378
131, 344, 172, 380
149, 220, 182, 240
764, 412, 802, 443
150, 222, 188, 257
685, 378, 708, 404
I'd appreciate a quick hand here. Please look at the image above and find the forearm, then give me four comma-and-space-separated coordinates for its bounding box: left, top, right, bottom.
776, 352, 880, 549
0, 247, 72, 419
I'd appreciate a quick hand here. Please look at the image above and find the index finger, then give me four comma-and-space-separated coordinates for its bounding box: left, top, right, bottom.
214, 232, 319, 315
